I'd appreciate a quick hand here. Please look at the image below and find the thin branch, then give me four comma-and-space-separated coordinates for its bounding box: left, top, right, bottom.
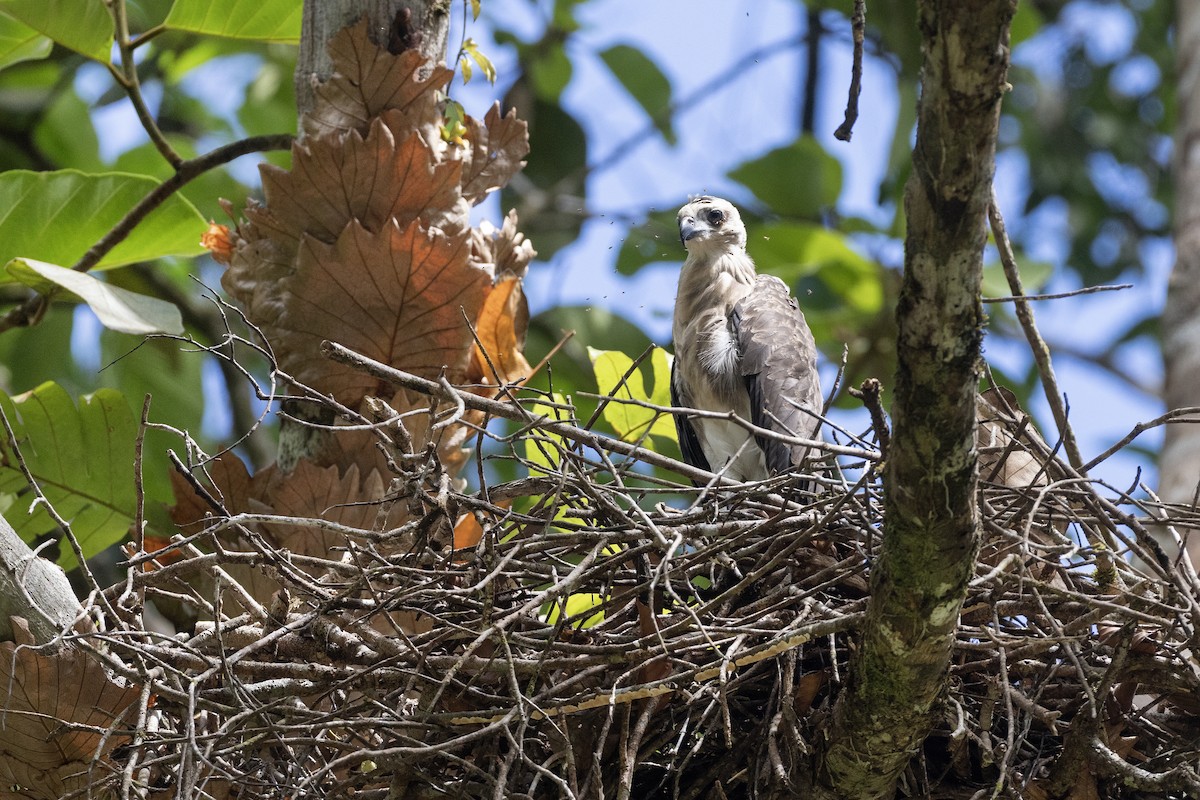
833, 0, 865, 142
988, 187, 1085, 471
982, 282, 1132, 303
108, 0, 182, 168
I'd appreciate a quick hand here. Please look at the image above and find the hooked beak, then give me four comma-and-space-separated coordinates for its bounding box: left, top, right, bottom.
679, 217, 697, 247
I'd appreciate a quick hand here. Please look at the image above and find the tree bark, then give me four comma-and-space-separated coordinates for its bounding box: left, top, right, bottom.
295, 0, 451, 118
1159, 1, 1200, 564
0, 515, 81, 646
812, 2, 1014, 798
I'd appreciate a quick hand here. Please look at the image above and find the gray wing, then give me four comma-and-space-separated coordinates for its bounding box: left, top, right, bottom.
731, 275, 823, 474
670, 359, 711, 475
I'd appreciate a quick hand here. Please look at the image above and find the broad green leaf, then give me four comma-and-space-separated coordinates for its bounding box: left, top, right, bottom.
0, 0, 112, 61
164, 0, 301, 43
0, 308, 86, 395
615, 209, 678, 276
502, 100, 585, 259
600, 44, 675, 144
0, 382, 138, 570
0, 12, 51, 70
729, 136, 842, 219
1009, 2, 1044, 47
32, 87, 103, 170
112, 137, 249, 220
0, 170, 206, 279
588, 346, 675, 445
750, 222, 883, 313
6, 259, 183, 334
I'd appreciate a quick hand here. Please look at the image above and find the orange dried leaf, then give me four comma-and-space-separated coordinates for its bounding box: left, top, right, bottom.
454, 513, 484, 550
201, 222, 233, 264
472, 275, 531, 385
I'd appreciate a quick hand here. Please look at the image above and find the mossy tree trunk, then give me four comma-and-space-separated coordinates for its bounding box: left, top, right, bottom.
811, 2, 1015, 798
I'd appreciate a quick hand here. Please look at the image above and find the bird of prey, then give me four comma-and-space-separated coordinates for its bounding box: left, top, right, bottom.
670, 196, 822, 483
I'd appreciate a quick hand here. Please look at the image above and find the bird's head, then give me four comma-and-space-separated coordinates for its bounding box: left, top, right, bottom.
677, 196, 746, 255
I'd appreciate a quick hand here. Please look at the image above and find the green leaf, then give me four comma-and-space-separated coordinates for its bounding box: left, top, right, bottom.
0, 170, 206, 279
463, 38, 495, 84
98, 330, 205, 505
32, 88, 103, 171
529, 46, 572, 101
599, 44, 675, 144
0, 12, 51, 70
6, 259, 183, 334
729, 136, 842, 218
750, 222, 882, 313
0, 382, 138, 570
469, 0, 481, 19
588, 346, 675, 446
0, 308, 87, 395
543, 592, 605, 629
164, 0, 301, 43
1009, 2, 1044, 47
503, 100, 585, 259
0, 0, 113, 61
615, 209, 679, 275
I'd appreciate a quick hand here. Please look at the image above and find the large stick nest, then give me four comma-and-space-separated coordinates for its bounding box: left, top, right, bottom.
85, 353, 1200, 800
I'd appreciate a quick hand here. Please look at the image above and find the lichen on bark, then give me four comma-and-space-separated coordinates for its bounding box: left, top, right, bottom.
812, 2, 1017, 798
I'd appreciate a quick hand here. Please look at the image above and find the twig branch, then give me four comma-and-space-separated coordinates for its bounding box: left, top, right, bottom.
833, 0, 865, 142
988, 187, 1085, 471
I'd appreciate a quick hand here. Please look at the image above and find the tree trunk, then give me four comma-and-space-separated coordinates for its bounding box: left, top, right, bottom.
295, 0, 451, 118
812, 2, 1014, 798
1159, 1, 1200, 564
281, 0, 452, 470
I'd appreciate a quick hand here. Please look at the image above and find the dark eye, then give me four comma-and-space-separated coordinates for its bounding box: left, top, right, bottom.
706, 208, 725, 225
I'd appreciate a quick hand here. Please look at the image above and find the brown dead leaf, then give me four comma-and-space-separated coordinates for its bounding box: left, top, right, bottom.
470, 209, 536, 280
977, 387, 1049, 490
471, 275, 532, 385
268, 460, 399, 550
459, 103, 530, 205
0, 617, 141, 800
169, 452, 271, 531
249, 122, 464, 248
257, 219, 490, 406
302, 18, 453, 140
793, 669, 829, 715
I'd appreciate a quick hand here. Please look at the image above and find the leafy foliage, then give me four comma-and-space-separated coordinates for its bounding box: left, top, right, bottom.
0, 382, 138, 569
0, 170, 206, 276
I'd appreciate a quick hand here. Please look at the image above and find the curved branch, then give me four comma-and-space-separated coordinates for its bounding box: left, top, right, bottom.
0, 133, 294, 334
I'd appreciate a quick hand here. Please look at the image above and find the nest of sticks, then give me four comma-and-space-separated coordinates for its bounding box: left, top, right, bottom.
91, 354, 1200, 800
